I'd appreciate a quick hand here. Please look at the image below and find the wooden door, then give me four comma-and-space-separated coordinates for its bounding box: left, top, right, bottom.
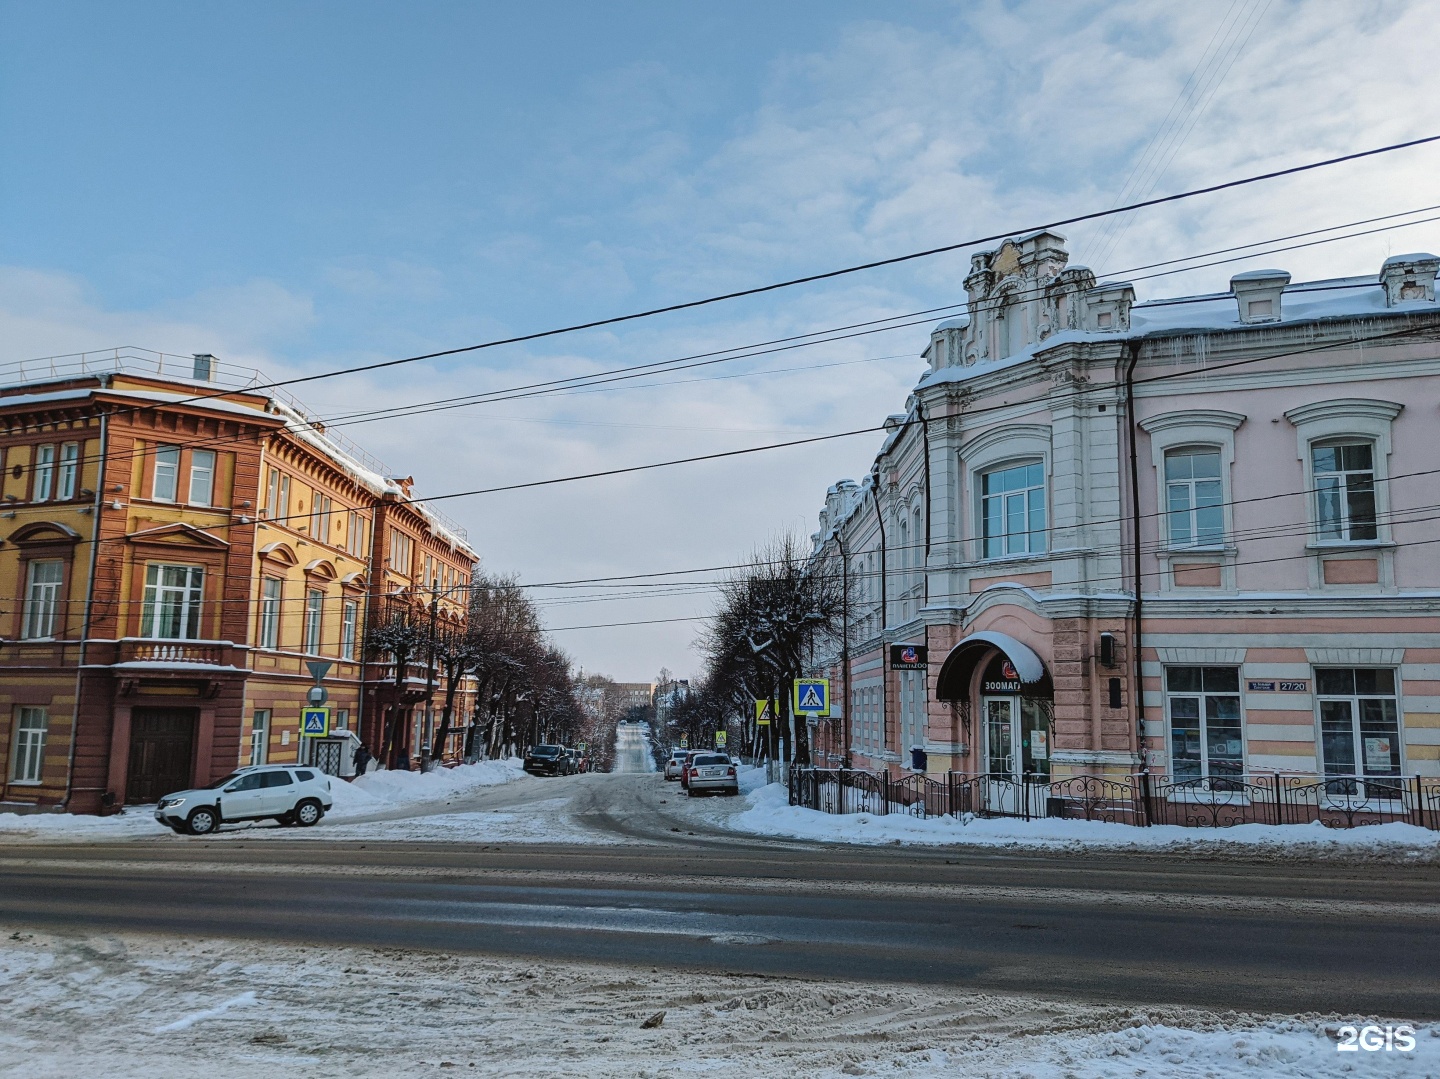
126, 708, 197, 804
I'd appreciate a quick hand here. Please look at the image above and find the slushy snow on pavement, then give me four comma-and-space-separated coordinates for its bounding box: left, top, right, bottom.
1, 928, 1433, 1078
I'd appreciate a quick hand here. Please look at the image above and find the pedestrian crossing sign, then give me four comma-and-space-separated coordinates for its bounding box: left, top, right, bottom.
715, 730, 727, 748
754, 699, 775, 725
792, 678, 830, 716
301, 707, 330, 737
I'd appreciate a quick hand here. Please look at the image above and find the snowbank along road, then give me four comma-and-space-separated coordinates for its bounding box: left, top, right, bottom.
3, 750, 1440, 1021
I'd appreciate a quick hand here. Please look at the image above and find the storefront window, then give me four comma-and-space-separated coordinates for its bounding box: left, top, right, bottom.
1165, 667, 1243, 782
1317, 668, 1401, 798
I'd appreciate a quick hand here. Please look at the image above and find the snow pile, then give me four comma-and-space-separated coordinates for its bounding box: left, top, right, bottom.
0, 808, 161, 842
327, 756, 526, 819
726, 781, 1440, 853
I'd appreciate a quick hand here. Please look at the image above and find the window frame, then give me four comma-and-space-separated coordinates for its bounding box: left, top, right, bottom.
1310, 440, 1376, 543
259, 577, 283, 650
1284, 398, 1401, 549
152, 445, 181, 501
1162, 666, 1245, 784
303, 588, 324, 654
140, 563, 205, 639
1314, 667, 1404, 800
57, 442, 80, 501
979, 459, 1047, 559
11, 706, 49, 784
22, 559, 65, 640
188, 449, 216, 507
340, 599, 358, 661
250, 709, 271, 766
32, 444, 55, 502
1163, 447, 1225, 549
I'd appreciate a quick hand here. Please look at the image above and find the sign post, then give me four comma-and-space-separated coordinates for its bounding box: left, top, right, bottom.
715, 730, 727, 750
792, 678, 830, 717
301, 660, 333, 762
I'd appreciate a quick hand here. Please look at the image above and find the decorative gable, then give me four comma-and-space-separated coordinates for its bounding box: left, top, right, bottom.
126, 521, 230, 549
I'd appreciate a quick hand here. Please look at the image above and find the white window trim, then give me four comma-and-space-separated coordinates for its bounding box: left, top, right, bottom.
1161, 665, 1248, 783
11, 706, 49, 784
259, 577, 282, 650
57, 442, 79, 501
303, 589, 324, 655
152, 445, 181, 502
1313, 666, 1406, 800
188, 449, 216, 507
1138, 410, 1244, 590
141, 563, 204, 639
340, 599, 358, 661
22, 559, 64, 641
959, 424, 1052, 564
32, 444, 55, 502
1284, 398, 1401, 548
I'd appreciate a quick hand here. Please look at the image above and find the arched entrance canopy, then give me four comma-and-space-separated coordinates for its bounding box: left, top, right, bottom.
934, 630, 1046, 701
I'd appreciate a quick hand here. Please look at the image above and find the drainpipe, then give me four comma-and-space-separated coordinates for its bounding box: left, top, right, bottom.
1124, 340, 1147, 754
63, 408, 108, 811
916, 401, 933, 605
835, 529, 851, 768
870, 470, 888, 758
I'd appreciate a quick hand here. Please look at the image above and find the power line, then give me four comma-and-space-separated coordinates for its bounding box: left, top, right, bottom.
15, 134, 1435, 439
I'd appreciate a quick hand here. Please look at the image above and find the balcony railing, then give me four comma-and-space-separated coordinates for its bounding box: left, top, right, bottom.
117, 639, 231, 666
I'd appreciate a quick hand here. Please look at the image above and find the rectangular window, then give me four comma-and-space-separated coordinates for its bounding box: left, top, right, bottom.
153, 445, 180, 501
33, 444, 55, 501
391, 529, 414, 576
278, 475, 291, 526
333, 708, 349, 731
304, 589, 324, 654
57, 442, 80, 500
189, 449, 216, 506
1165, 449, 1223, 547
1164, 666, 1243, 783
981, 461, 1046, 558
265, 467, 280, 519
259, 577, 282, 650
250, 709, 271, 766
22, 560, 64, 640
1317, 668, 1401, 797
11, 706, 49, 783
1313, 442, 1376, 542
141, 564, 204, 639
340, 599, 358, 660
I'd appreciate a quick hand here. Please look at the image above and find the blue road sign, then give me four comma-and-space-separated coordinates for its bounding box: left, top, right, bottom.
301, 707, 331, 737
792, 678, 830, 716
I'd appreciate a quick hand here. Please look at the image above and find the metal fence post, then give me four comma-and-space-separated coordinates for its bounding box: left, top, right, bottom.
1273, 773, 1283, 826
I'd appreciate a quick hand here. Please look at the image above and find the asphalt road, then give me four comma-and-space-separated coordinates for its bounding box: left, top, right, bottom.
3, 748, 1439, 1019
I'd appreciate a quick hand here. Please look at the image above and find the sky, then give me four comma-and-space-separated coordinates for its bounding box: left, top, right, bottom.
3, 0, 1440, 680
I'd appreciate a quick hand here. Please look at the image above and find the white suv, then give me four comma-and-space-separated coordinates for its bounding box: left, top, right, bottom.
154, 764, 334, 835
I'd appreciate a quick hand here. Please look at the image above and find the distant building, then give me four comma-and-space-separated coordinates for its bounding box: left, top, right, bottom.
808, 234, 1440, 808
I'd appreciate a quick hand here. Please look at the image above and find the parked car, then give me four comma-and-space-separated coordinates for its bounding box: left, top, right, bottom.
524, 744, 573, 776
685, 753, 739, 797
154, 765, 333, 836
678, 750, 703, 789
663, 751, 688, 781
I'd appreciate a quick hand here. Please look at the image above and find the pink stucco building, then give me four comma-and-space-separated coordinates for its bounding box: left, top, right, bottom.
807, 232, 1440, 813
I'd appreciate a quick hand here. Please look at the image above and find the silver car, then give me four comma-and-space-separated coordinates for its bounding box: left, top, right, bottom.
663, 751, 688, 781
684, 753, 739, 797
154, 764, 334, 835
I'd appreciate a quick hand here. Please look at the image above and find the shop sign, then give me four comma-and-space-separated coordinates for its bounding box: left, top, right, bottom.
890, 644, 928, 670
982, 658, 1023, 694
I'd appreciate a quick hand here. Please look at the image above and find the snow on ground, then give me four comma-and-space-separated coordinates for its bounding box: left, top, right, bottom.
0, 927, 1433, 1078
245, 798, 618, 845
0, 758, 530, 844
722, 780, 1440, 857
328, 757, 526, 819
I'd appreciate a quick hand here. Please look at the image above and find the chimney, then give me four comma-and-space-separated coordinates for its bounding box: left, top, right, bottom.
1084, 283, 1135, 332
1379, 253, 1439, 307
192, 353, 217, 381
1230, 270, 1290, 324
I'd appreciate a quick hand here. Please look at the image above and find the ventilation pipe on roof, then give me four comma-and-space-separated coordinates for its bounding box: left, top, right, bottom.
1379, 253, 1440, 306
192, 353, 217, 381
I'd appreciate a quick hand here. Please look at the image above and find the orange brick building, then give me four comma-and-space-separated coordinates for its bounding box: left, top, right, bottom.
0, 351, 476, 814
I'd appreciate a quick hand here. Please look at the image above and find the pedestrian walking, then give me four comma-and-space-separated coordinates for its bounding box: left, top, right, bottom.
352, 742, 372, 777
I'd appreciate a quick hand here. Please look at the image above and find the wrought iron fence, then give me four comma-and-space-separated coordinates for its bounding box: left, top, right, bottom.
786, 767, 1440, 831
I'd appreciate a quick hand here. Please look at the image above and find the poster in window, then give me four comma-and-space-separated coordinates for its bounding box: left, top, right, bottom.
1363, 737, 1393, 770
1031, 730, 1048, 760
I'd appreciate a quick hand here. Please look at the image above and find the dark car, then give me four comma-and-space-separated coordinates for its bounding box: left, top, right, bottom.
677, 750, 702, 789
524, 744, 573, 776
